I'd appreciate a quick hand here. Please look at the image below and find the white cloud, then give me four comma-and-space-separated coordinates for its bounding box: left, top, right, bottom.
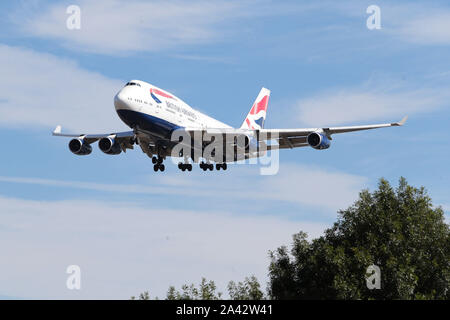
394, 13, 450, 45
294, 85, 447, 127
0, 162, 367, 213
374, 2, 450, 47
438, 205, 450, 224
0, 195, 327, 299
0, 44, 126, 131
14, 0, 251, 54
11, 1, 450, 57
330, 2, 450, 47
11, 0, 317, 55
262, 164, 366, 210
155, 163, 367, 212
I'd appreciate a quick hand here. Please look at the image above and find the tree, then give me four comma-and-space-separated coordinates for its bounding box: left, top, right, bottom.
130, 291, 150, 300
132, 276, 265, 300
268, 178, 449, 299
166, 278, 222, 300
228, 276, 265, 300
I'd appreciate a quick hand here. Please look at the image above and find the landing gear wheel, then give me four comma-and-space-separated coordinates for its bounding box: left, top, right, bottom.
200, 161, 214, 171
223, 163, 227, 170
179, 161, 192, 172
153, 157, 165, 171
216, 163, 221, 170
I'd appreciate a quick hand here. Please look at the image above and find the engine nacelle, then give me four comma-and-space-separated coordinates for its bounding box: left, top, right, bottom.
307, 132, 331, 150
98, 137, 122, 155
69, 138, 92, 155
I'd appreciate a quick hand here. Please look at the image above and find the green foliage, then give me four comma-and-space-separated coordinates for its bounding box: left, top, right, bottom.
268, 178, 450, 299
131, 178, 448, 300
228, 276, 265, 300
166, 278, 222, 300
133, 276, 265, 300
130, 291, 150, 300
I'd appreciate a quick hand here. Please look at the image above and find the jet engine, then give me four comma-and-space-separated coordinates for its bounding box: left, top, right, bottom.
68, 138, 92, 155
98, 137, 122, 155
307, 132, 331, 150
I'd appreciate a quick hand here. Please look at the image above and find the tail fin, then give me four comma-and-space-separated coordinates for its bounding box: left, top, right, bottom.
240, 87, 270, 130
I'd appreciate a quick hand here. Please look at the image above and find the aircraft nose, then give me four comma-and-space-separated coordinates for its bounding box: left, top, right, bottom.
114, 90, 128, 110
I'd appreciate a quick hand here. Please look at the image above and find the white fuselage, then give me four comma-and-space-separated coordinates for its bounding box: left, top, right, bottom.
114, 80, 231, 135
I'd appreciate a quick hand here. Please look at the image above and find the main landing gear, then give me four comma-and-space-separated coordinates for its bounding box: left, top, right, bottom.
152, 156, 165, 172
215, 163, 227, 171
178, 162, 193, 172
151, 157, 228, 172
199, 162, 227, 171
200, 161, 213, 171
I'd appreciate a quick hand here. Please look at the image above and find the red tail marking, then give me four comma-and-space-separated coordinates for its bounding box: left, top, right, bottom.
254, 95, 269, 114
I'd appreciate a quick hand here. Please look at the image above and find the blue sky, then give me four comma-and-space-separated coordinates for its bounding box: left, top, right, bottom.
0, 0, 449, 299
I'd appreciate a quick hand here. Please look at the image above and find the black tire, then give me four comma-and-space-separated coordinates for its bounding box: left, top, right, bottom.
160, 164, 165, 172
153, 164, 158, 172
188, 164, 192, 171
209, 164, 213, 171
223, 163, 227, 170
152, 157, 157, 164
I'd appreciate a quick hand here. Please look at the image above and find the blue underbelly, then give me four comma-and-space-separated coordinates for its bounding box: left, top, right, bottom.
116, 109, 182, 138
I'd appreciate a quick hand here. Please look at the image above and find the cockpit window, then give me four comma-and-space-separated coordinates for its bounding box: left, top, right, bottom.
124, 82, 141, 87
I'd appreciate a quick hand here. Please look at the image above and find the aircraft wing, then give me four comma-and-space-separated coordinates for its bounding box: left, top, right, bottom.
52, 125, 135, 148
184, 116, 407, 151
258, 116, 408, 150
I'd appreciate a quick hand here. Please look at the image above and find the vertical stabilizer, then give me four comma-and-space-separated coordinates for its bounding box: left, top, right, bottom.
240, 88, 270, 130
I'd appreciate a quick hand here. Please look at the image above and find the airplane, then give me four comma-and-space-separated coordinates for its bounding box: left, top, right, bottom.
53, 80, 407, 172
